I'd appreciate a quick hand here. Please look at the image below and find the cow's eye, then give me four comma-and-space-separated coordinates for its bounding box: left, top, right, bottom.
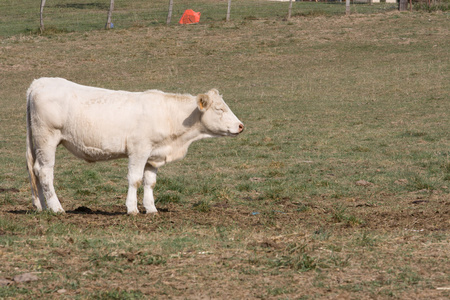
214, 106, 225, 113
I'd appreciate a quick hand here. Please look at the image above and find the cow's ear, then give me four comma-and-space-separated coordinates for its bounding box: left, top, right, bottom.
197, 94, 211, 112
208, 89, 220, 96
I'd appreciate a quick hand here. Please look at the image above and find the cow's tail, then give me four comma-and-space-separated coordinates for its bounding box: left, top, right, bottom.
26, 87, 39, 204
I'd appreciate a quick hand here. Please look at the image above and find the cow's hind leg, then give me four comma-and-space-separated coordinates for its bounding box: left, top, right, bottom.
126, 156, 147, 215
33, 136, 64, 213
31, 176, 47, 211
28, 157, 46, 211
143, 164, 158, 214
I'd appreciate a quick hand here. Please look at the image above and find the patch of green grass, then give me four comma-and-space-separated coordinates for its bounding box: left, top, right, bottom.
314, 227, 331, 241
156, 191, 182, 204
0, 215, 27, 234
192, 199, 211, 212
328, 252, 351, 268
92, 290, 144, 300
2, 192, 16, 205
396, 267, 422, 286
330, 204, 363, 226
271, 253, 317, 272
161, 235, 200, 254
408, 175, 435, 191
414, 2, 450, 12
399, 130, 428, 138
267, 286, 292, 296
139, 254, 166, 266
0, 286, 33, 298
354, 231, 377, 248
155, 176, 186, 194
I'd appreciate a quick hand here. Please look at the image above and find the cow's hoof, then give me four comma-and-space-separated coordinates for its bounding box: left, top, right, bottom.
127, 210, 140, 215
32, 202, 44, 212
145, 206, 158, 214
145, 210, 158, 215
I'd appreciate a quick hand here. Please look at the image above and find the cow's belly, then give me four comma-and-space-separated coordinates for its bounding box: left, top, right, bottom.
61, 112, 131, 161
61, 139, 127, 162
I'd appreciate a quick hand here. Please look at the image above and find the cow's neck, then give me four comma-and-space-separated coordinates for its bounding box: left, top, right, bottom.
148, 101, 210, 168
168, 103, 212, 148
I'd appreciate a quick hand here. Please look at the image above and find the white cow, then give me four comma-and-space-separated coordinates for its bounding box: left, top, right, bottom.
26, 78, 244, 214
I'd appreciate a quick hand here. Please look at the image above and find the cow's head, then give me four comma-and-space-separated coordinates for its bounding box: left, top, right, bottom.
197, 89, 244, 137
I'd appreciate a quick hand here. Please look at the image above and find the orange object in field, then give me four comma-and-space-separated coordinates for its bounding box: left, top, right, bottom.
179, 9, 201, 24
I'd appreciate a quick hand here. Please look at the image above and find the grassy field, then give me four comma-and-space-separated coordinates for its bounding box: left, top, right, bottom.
0, 0, 399, 37
1, 1, 449, 299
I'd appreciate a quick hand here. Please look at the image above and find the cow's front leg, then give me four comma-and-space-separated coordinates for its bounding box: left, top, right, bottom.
143, 163, 158, 214
126, 156, 147, 215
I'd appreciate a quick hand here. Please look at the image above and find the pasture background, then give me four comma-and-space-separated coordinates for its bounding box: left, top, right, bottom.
1, 1, 449, 299
0, 0, 400, 37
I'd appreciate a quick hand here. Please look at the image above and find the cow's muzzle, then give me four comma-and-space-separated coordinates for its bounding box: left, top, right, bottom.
238, 123, 244, 134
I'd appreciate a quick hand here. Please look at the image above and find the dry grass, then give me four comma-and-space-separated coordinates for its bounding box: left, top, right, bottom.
0, 8, 449, 300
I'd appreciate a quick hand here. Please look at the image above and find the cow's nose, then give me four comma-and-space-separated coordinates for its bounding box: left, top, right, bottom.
238, 123, 244, 133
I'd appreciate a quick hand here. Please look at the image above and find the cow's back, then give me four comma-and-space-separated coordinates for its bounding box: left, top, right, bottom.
27, 78, 177, 161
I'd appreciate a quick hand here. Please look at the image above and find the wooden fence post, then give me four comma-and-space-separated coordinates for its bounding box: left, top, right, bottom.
40, 0, 46, 33
105, 0, 115, 29
226, 0, 231, 22
399, 0, 408, 11
167, 0, 174, 24
288, 0, 293, 19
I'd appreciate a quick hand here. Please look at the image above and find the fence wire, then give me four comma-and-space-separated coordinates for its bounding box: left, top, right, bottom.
0, 0, 405, 37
